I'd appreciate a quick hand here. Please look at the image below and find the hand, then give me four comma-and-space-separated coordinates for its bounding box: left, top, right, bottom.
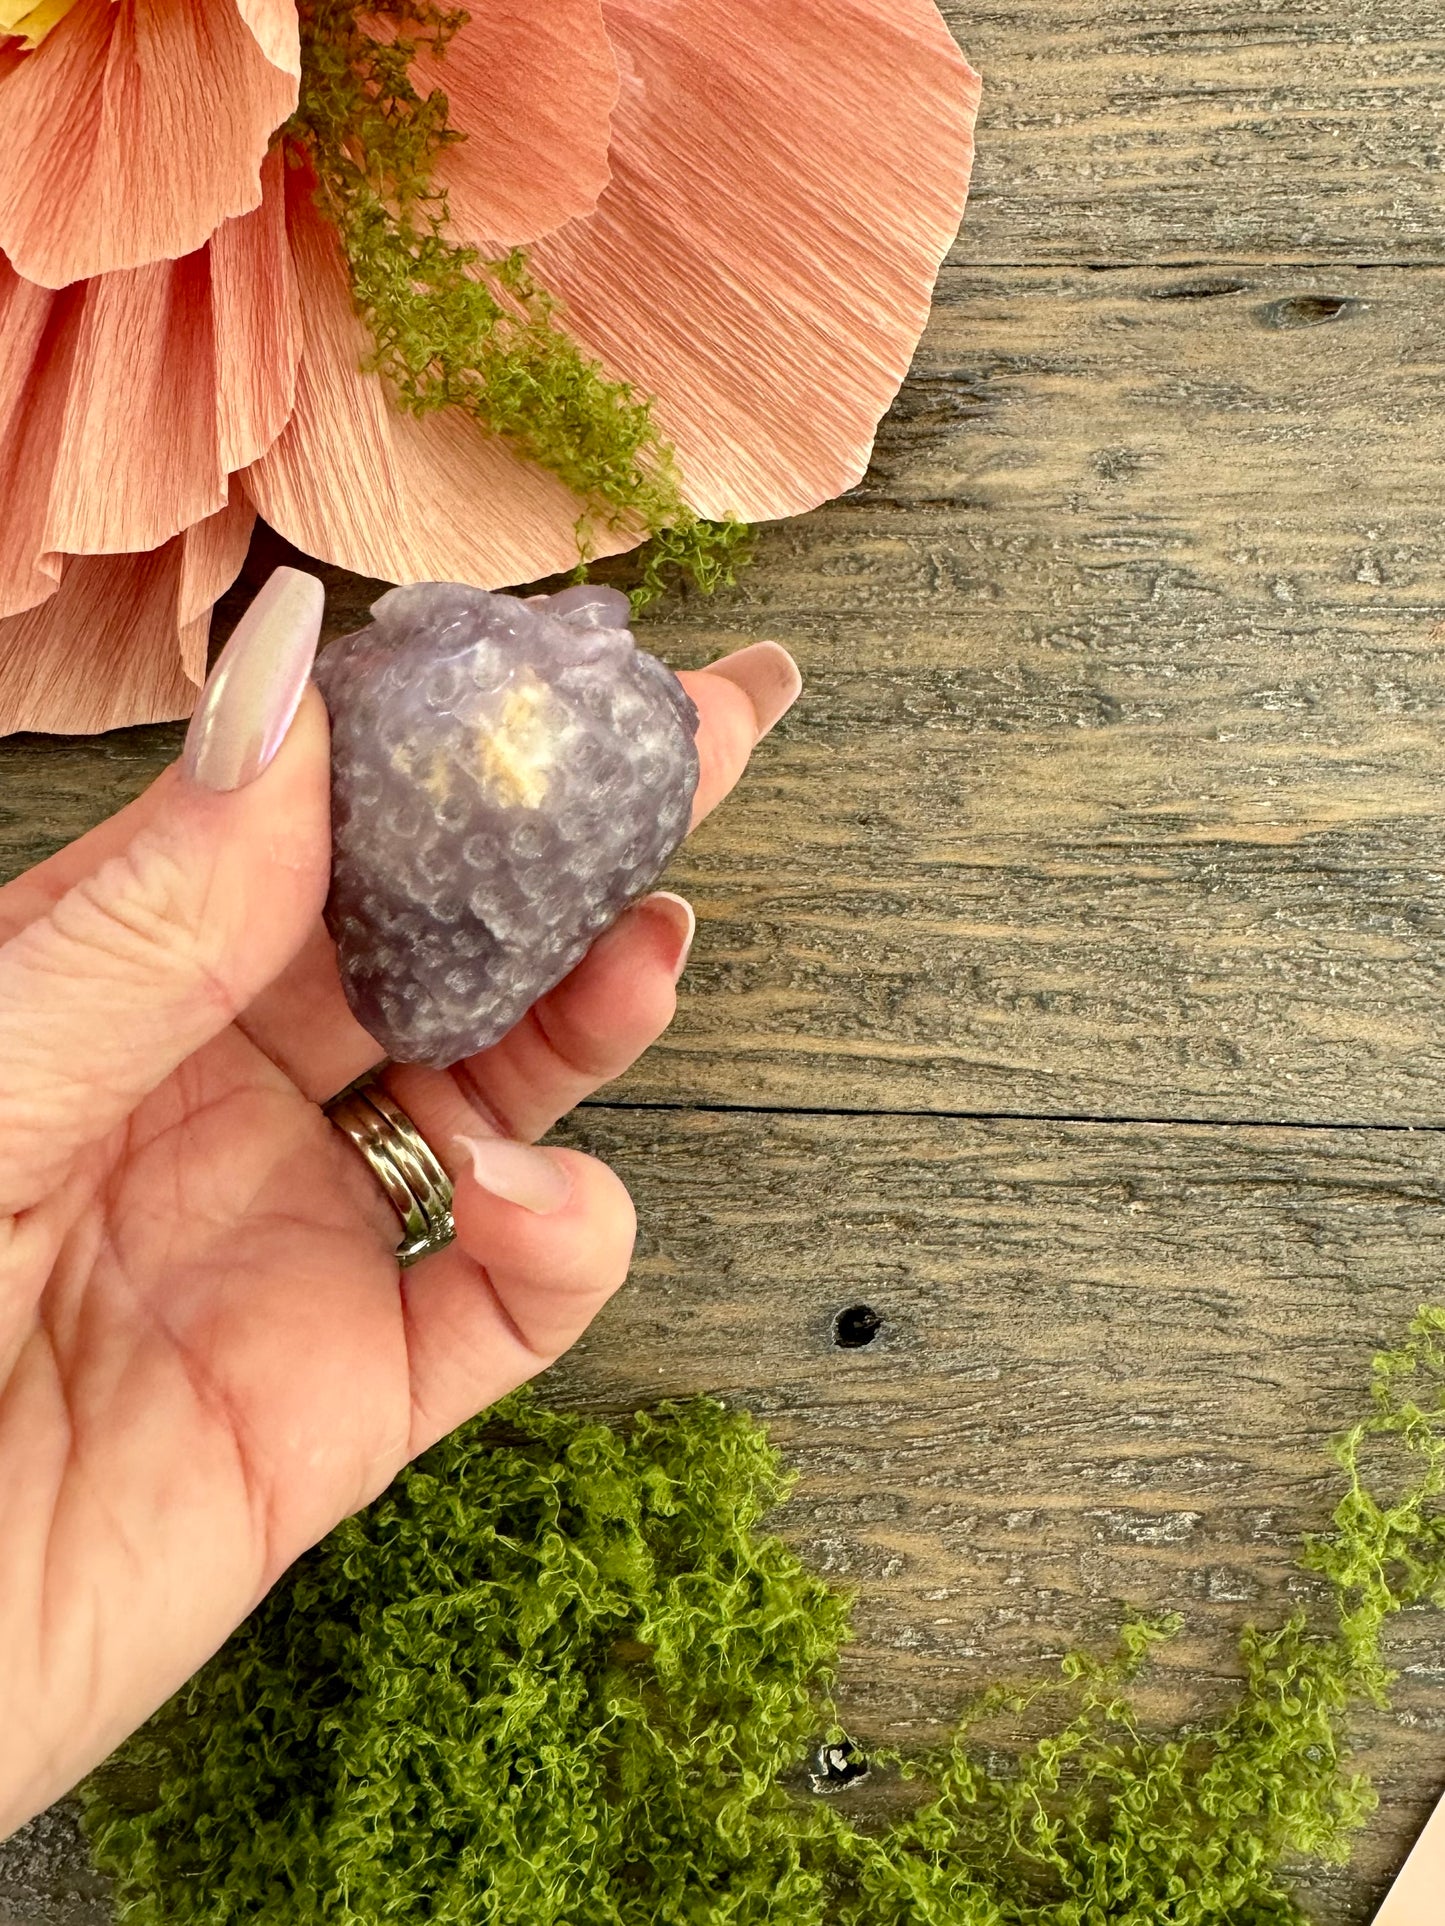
0, 571, 801, 1837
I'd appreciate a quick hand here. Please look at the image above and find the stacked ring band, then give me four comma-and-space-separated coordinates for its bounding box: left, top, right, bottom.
323, 1074, 456, 1267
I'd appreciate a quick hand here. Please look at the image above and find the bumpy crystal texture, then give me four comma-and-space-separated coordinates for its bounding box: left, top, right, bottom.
315, 582, 700, 1068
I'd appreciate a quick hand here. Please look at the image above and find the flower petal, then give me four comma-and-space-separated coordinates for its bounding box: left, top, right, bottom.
178, 478, 258, 684
209, 145, 302, 473
410, 0, 617, 250
0, 0, 296, 288
0, 487, 253, 735
1, 545, 186, 735
0, 259, 69, 616
233, 0, 298, 76
0, 149, 298, 617
245, 163, 636, 588
525, 0, 981, 521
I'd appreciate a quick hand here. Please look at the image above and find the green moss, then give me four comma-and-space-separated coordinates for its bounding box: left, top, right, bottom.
84, 1312, 1445, 1924
288, 0, 750, 608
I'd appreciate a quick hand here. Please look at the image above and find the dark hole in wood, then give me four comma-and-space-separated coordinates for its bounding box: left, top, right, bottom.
809, 1739, 871, 1795
834, 1304, 883, 1349
1260, 294, 1357, 329
1152, 278, 1248, 302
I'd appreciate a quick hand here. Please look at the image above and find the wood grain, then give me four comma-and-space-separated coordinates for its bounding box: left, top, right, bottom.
620, 262, 1445, 1126
944, 0, 1445, 267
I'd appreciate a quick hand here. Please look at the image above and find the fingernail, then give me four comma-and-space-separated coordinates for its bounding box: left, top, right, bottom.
454, 1135, 572, 1215
701, 641, 802, 740
640, 892, 695, 980
183, 567, 325, 792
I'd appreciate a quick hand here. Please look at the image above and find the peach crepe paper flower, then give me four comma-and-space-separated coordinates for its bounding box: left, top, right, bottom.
0, 0, 980, 735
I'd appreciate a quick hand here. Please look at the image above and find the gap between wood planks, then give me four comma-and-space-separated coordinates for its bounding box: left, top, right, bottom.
956, 258, 1445, 271
582, 1098, 1445, 1135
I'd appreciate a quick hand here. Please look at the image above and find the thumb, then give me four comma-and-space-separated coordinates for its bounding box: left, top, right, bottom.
0, 569, 330, 1218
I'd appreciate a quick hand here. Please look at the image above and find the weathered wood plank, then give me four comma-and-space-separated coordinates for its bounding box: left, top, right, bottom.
0, 1807, 108, 1926
541, 1105, 1445, 1923
4, 267, 1441, 1128
944, 0, 1445, 266
629, 263, 1445, 1125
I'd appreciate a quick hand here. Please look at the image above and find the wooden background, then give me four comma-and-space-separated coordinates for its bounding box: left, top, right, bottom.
3, 2, 1445, 1920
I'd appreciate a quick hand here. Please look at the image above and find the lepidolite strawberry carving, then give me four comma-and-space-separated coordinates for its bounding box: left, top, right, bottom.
315, 583, 700, 1068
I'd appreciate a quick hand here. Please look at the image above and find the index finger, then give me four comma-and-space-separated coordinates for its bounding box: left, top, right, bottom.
680, 642, 802, 827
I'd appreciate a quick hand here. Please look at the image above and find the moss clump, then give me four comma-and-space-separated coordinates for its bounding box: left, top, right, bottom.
288, 0, 750, 608
84, 1312, 1445, 1924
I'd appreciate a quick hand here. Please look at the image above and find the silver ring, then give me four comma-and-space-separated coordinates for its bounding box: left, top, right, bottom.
323, 1074, 456, 1267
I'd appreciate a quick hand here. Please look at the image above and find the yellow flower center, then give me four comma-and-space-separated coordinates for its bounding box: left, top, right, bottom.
0, 0, 82, 49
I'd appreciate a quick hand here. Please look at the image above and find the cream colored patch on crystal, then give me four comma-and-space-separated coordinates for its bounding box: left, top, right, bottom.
389, 741, 454, 806
478, 677, 555, 810
0, 0, 82, 49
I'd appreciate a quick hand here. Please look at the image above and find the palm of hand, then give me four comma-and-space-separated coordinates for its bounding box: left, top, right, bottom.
12, 1028, 406, 1743
0, 660, 769, 1836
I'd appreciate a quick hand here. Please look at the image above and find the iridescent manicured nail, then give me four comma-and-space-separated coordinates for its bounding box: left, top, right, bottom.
454, 1135, 572, 1215
183, 567, 325, 793
701, 641, 802, 739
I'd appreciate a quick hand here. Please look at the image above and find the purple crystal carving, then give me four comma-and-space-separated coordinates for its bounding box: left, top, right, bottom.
315, 581, 700, 1068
